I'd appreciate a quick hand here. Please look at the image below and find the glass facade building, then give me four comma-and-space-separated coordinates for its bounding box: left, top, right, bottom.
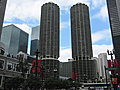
106, 0, 120, 80
30, 25, 40, 56
1, 24, 28, 57
0, 0, 7, 39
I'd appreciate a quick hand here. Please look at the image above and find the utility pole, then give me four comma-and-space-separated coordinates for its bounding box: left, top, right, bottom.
104, 66, 108, 84
35, 49, 40, 77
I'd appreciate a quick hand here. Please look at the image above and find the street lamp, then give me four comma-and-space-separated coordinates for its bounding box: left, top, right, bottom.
83, 73, 87, 83
35, 49, 40, 77
53, 69, 57, 79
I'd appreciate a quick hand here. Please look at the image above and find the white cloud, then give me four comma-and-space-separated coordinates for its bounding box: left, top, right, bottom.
92, 5, 108, 20
92, 29, 111, 43
54, 0, 90, 7
91, 0, 105, 9
3, 23, 31, 34
60, 21, 70, 30
92, 45, 113, 59
58, 47, 72, 62
59, 44, 113, 62
4, 0, 91, 22
5, 0, 41, 21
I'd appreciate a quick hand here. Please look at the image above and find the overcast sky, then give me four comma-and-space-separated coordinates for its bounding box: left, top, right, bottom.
3, 0, 113, 62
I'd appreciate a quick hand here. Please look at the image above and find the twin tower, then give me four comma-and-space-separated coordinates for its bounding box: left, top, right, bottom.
39, 2, 93, 60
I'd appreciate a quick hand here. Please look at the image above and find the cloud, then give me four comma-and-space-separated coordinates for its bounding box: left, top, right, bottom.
58, 47, 72, 62
92, 5, 108, 20
4, 0, 91, 22
92, 45, 113, 59
60, 21, 70, 30
91, 0, 105, 9
59, 44, 113, 62
3, 23, 31, 34
5, 0, 41, 21
54, 0, 90, 7
92, 29, 111, 43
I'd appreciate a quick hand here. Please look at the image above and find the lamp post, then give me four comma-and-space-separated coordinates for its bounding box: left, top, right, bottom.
104, 65, 108, 84
41, 65, 44, 90
53, 69, 57, 79
35, 49, 40, 77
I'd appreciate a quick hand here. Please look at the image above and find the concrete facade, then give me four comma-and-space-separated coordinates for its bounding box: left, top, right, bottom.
40, 58, 59, 80
98, 53, 108, 80
70, 3, 94, 82
70, 3, 93, 60
72, 59, 97, 83
39, 2, 60, 59
0, 0, 7, 39
0, 54, 32, 89
59, 62, 72, 79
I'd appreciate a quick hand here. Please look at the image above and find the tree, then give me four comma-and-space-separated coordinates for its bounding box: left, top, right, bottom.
5, 77, 24, 90
16, 55, 30, 78
22, 75, 42, 90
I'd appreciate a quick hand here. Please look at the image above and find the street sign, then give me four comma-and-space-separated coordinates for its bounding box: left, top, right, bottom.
106, 68, 118, 70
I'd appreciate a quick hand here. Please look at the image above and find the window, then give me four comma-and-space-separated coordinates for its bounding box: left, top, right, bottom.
7, 62, 17, 71
7, 63, 12, 70
16, 64, 20, 72
0, 60, 4, 69
0, 76, 2, 86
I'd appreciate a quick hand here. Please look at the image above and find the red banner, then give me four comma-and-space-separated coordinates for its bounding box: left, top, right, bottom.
72, 72, 75, 80
107, 60, 112, 68
32, 60, 42, 73
114, 59, 118, 68
72, 72, 79, 80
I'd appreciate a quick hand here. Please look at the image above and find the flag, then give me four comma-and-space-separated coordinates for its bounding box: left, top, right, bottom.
114, 59, 118, 68
107, 60, 112, 68
72, 72, 75, 80
32, 60, 42, 73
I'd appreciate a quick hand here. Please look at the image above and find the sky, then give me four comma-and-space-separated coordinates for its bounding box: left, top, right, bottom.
3, 0, 113, 62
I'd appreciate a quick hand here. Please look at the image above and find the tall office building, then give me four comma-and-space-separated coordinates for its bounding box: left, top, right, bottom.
70, 3, 93, 82
39, 2, 60, 59
0, 0, 7, 39
30, 25, 40, 56
106, 0, 120, 80
1, 24, 28, 57
98, 53, 108, 81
